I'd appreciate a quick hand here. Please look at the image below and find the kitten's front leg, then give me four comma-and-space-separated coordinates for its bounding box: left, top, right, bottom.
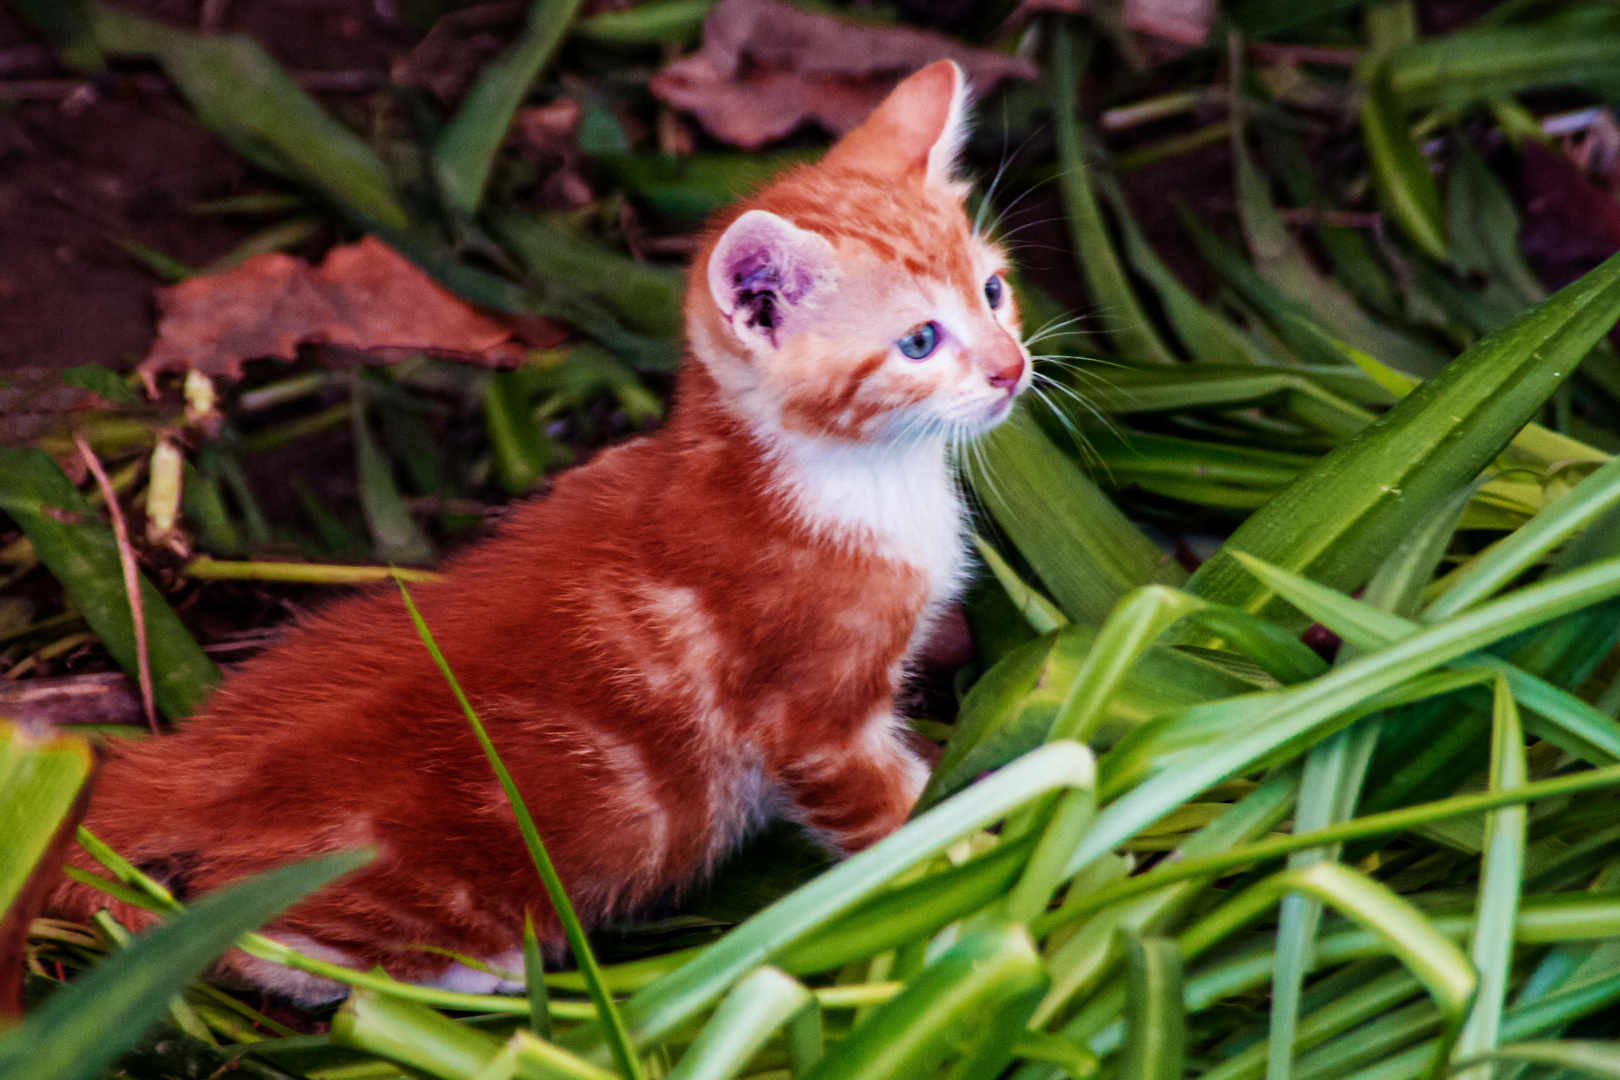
774, 711, 930, 854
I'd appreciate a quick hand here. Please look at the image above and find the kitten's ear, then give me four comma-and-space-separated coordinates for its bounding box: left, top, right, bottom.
706, 209, 837, 350
822, 59, 969, 188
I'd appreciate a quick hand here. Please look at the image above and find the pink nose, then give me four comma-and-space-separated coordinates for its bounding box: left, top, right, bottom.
988, 357, 1025, 392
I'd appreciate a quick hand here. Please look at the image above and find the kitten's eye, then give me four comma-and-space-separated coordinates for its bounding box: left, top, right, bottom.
985, 274, 1004, 310
897, 322, 941, 361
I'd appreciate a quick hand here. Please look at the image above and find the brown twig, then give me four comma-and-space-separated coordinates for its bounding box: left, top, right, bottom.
73, 433, 157, 733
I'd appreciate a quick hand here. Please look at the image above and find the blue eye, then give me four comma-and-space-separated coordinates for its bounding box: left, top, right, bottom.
985, 274, 1003, 309
897, 322, 940, 360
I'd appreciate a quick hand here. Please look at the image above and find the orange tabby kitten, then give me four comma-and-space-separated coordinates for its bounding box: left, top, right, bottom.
52, 59, 1030, 1001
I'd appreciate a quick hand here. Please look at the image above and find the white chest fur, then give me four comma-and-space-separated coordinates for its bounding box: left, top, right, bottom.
769, 433, 969, 606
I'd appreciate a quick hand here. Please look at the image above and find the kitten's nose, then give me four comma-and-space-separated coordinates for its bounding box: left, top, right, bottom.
986, 355, 1026, 394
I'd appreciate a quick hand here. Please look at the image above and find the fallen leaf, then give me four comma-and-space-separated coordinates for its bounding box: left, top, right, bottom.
1519, 139, 1620, 293
649, 0, 1038, 149
140, 236, 549, 380
0, 368, 108, 451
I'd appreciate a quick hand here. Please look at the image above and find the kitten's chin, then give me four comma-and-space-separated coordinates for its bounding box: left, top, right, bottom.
964, 392, 1021, 434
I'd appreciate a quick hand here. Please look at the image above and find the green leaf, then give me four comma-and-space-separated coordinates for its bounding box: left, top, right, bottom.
1184, 250, 1620, 627
1450, 677, 1526, 1077
1385, 9, 1620, 112
433, 0, 587, 218
667, 968, 809, 1080
801, 925, 1047, 1080
496, 214, 684, 340
1182, 864, 1476, 1080
87, 3, 408, 230
1228, 77, 1445, 378
969, 406, 1184, 625
485, 369, 556, 496
574, 743, 1093, 1057
333, 987, 614, 1080
774, 835, 1035, 975
1454, 1041, 1620, 1078
973, 535, 1068, 634
1119, 934, 1185, 1080
1362, 69, 1448, 263
0, 449, 221, 718
0, 724, 92, 919
0, 849, 370, 1080
1228, 551, 1620, 765
60, 364, 137, 406
526, 912, 551, 1040
574, 0, 712, 45
354, 384, 435, 566
1096, 177, 1271, 367
1425, 453, 1620, 620
1072, 550, 1620, 876
1051, 23, 1176, 366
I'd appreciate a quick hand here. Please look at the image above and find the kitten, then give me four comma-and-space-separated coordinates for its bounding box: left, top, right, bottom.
50, 60, 1030, 1002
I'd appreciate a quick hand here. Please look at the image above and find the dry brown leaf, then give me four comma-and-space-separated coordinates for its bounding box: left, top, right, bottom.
649, 0, 1038, 149
140, 236, 548, 380
1007, 0, 1215, 52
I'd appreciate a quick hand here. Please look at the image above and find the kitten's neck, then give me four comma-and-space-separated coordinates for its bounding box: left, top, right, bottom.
675, 370, 969, 604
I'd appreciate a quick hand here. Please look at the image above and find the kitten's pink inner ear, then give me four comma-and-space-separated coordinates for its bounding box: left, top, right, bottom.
707, 210, 836, 345
822, 59, 967, 185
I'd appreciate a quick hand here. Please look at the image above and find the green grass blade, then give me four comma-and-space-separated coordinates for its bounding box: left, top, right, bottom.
574, 0, 710, 45
582, 742, 1093, 1055
1004, 787, 1096, 925
1068, 551, 1620, 877
1454, 1041, 1620, 1078
973, 535, 1068, 634
666, 968, 809, 1080
1451, 677, 1527, 1077
800, 926, 1046, 1080
1050, 23, 1175, 365
969, 406, 1185, 625
356, 384, 435, 566
1096, 174, 1271, 366
0, 724, 92, 918
1228, 551, 1620, 764
1047, 586, 1205, 744
395, 581, 641, 1080
485, 370, 555, 496
1184, 864, 1476, 1080
1048, 765, 1620, 931
774, 837, 1037, 975
0, 449, 222, 718
433, 0, 587, 218
525, 912, 551, 1040
1426, 454, 1620, 620
1362, 68, 1447, 262
86, 3, 407, 230
0, 850, 370, 1080
1119, 934, 1185, 1080
1185, 249, 1620, 627
1385, 10, 1620, 112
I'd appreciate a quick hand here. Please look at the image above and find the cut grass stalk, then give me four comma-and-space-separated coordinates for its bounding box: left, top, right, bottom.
184, 557, 442, 585
395, 578, 643, 1080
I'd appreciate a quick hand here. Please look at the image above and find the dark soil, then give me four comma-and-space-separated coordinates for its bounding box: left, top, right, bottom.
0, 0, 416, 372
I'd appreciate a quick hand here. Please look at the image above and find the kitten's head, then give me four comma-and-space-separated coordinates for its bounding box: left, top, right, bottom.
689, 60, 1030, 445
